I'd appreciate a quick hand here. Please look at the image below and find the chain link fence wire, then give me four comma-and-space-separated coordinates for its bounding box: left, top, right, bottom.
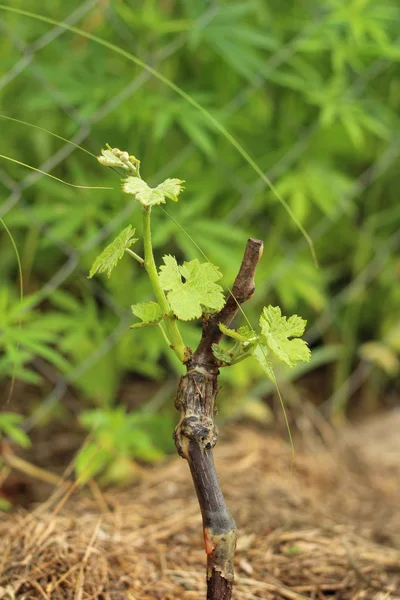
0, 2, 398, 431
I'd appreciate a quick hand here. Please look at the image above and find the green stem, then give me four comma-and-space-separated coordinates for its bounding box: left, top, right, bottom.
142, 206, 186, 362
158, 322, 172, 348
125, 248, 144, 266
227, 350, 254, 366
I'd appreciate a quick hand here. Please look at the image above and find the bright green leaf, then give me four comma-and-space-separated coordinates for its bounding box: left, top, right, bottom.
123, 176, 184, 206
88, 225, 138, 279
131, 301, 163, 328
158, 255, 225, 320
260, 306, 311, 367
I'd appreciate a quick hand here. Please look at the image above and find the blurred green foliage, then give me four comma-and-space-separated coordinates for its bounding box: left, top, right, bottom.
1, 0, 400, 471
76, 407, 175, 484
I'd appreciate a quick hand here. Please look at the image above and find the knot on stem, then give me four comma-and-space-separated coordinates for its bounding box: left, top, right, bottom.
174, 415, 218, 459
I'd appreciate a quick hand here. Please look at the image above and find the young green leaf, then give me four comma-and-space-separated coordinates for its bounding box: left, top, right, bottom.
131, 301, 163, 329
212, 341, 255, 367
260, 305, 311, 367
89, 225, 138, 279
97, 145, 139, 172
158, 255, 225, 320
211, 344, 234, 365
122, 177, 184, 206
214, 325, 256, 366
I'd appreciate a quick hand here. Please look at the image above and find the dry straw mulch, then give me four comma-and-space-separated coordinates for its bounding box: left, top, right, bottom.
0, 414, 399, 600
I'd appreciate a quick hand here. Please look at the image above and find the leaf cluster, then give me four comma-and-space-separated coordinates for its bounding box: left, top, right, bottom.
213, 306, 310, 383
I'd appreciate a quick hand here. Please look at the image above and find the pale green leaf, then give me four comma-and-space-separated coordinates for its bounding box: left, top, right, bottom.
155, 178, 185, 202
158, 256, 225, 320
89, 226, 138, 279
97, 147, 129, 169
123, 176, 184, 206
260, 305, 311, 367
97, 145, 139, 171
131, 302, 163, 329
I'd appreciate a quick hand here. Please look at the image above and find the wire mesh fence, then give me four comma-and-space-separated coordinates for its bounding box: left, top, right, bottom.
0, 0, 399, 434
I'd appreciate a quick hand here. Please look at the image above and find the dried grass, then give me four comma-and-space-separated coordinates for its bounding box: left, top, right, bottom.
0, 420, 399, 599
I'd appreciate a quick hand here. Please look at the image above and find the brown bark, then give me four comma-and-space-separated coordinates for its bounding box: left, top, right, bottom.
173, 238, 264, 600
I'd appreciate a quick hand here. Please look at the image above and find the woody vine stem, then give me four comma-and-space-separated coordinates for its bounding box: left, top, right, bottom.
174, 238, 264, 598
89, 147, 311, 599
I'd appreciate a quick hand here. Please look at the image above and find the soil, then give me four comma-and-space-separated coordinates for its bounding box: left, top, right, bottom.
0, 410, 399, 599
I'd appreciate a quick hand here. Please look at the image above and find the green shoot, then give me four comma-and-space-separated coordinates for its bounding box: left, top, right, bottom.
90, 148, 310, 387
